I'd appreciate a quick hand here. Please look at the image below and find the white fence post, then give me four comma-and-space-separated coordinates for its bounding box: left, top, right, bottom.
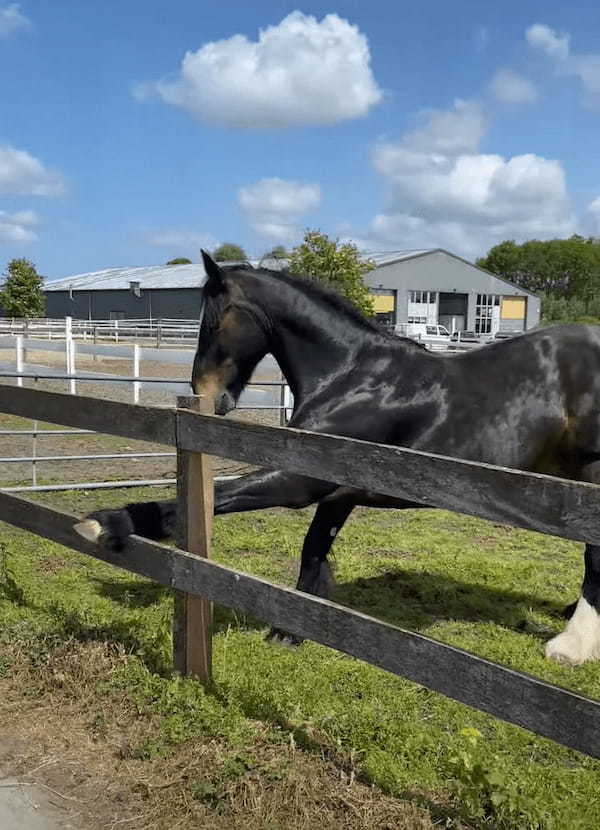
284, 383, 294, 423
15, 335, 23, 388
115, 320, 119, 344
133, 343, 140, 404
65, 316, 76, 395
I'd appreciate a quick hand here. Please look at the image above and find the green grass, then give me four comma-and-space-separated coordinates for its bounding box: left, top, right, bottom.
1, 486, 599, 828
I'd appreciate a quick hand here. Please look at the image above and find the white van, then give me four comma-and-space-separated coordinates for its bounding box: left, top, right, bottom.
396, 323, 451, 348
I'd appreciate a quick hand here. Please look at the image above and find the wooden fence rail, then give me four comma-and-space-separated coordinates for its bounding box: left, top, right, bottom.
0, 382, 600, 760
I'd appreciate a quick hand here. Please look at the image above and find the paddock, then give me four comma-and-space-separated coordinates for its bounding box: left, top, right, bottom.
0, 382, 599, 758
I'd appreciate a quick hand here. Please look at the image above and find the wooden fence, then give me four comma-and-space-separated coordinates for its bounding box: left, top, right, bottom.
0, 382, 599, 760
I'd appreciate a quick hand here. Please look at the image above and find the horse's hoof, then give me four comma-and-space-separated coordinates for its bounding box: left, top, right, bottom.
545, 633, 590, 665
73, 509, 134, 552
265, 627, 303, 647
546, 597, 600, 665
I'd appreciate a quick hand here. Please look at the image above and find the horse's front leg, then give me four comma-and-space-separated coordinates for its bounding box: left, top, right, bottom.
215, 470, 336, 514
73, 470, 335, 549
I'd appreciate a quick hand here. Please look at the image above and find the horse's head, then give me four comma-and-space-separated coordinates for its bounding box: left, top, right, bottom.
192, 251, 270, 415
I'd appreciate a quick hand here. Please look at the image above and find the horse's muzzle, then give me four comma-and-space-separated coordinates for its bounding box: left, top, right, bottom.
215, 390, 236, 416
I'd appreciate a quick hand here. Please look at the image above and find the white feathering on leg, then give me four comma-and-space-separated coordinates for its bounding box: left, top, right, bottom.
546, 596, 600, 665
73, 519, 103, 543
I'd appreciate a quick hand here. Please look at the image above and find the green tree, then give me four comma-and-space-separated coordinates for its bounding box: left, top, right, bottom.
166, 257, 192, 265
263, 245, 289, 259
288, 230, 375, 316
213, 243, 247, 262
477, 236, 600, 301
0, 258, 45, 318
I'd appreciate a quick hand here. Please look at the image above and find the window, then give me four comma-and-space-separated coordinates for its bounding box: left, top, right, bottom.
109, 311, 126, 320
475, 294, 499, 334
407, 316, 427, 324
409, 290, 437, 304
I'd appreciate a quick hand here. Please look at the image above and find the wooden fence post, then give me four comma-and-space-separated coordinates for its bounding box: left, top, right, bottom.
174, 394, 214, 681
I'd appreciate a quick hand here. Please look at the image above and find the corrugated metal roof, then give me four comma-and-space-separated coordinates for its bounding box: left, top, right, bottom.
45, 263, 209, 292
45, 257, 291, 292
362, 249, 436, 266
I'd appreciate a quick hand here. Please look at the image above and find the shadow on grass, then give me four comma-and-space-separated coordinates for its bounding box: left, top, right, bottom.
89, 576, 266, 636
331, 569, 567, 633
2, 557, 569, 681
89, 577, 168, 608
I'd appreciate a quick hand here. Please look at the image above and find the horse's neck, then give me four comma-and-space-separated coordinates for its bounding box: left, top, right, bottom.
248, 275, 377, 400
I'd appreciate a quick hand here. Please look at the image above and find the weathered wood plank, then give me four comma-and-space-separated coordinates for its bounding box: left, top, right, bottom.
0, 489, 599, 760
3, 383, 600, 546
178, 411, 600, 545
0, 383, 176, 446
174, 396, 214, 680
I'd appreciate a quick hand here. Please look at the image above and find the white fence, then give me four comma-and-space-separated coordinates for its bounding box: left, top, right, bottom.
0, 316, 199, 346
0, 327, 294, 492
0, 329, 293, 410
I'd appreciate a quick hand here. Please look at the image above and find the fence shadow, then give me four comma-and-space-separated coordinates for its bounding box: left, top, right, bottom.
89, 575, 266, 636
330, 568, 565, 637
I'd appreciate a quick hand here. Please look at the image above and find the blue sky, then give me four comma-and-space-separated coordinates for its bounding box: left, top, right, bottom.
1, 0, 599, 278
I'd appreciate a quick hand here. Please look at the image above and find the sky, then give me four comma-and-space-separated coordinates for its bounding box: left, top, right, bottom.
1, 0, 600, 279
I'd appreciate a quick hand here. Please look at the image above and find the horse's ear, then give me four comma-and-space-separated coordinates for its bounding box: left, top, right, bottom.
201, 250, 226, 297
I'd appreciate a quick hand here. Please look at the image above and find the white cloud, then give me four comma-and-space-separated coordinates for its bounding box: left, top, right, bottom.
0, 145, 66, 197
587, 197, 600, 235
367, 99, 575, 259
526, 23, 570, 61
526, 23, 600, 107
490, 69, 538, 103
238, 177, 321, 240
0, 3, 30, 37
136, 11, 382, 128
146, 228, 219, 253
569, 53, 600, 105
0, 208, 39, 243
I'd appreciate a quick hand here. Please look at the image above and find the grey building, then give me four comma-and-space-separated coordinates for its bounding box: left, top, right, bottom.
364, 249, 540, 336
44, 263, 208, 321
44, 249, 540, 337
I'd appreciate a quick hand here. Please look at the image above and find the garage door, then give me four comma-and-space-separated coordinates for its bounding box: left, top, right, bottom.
501, 297, 526, 331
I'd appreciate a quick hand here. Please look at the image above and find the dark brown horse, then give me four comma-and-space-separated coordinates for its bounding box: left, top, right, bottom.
76, 251, 600, 665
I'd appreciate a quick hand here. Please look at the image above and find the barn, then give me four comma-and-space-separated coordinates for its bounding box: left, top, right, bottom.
44, 263, 208, 321
44, 249, 540, 337
365, 249, 540, 336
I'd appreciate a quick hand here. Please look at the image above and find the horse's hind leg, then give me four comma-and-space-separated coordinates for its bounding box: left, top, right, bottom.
546, 459, 600, 664
267, 490, 355, 645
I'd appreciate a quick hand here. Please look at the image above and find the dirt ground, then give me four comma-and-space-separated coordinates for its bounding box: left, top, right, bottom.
0, 342, 282, 487
0, 642, 442, 830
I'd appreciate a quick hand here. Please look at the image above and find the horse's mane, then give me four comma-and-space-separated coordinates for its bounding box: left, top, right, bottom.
222, 263, 390, 336
199, 262, 426, 351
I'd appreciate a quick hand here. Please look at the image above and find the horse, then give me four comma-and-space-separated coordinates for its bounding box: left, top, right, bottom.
75, 250, 600, 665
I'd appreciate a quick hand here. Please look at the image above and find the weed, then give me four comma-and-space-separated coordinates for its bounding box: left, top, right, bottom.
448, 727, 554, 828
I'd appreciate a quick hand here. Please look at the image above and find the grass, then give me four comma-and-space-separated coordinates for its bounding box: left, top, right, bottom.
1, 485, 600, 828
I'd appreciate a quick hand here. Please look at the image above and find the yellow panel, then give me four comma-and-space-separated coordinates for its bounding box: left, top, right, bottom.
501, 297, 525, 319
372, 294, 395, 313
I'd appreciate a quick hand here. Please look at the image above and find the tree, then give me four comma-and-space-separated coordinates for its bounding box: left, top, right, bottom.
0, 258, 45, 318
166, 257, 192, 265
213, 243, 247, 262
477, 236, 600, 302
288, 230, 375, 317
263, 245, 289, 260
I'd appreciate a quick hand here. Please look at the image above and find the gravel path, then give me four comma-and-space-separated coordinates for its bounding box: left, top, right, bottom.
0, 780, 66, 830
